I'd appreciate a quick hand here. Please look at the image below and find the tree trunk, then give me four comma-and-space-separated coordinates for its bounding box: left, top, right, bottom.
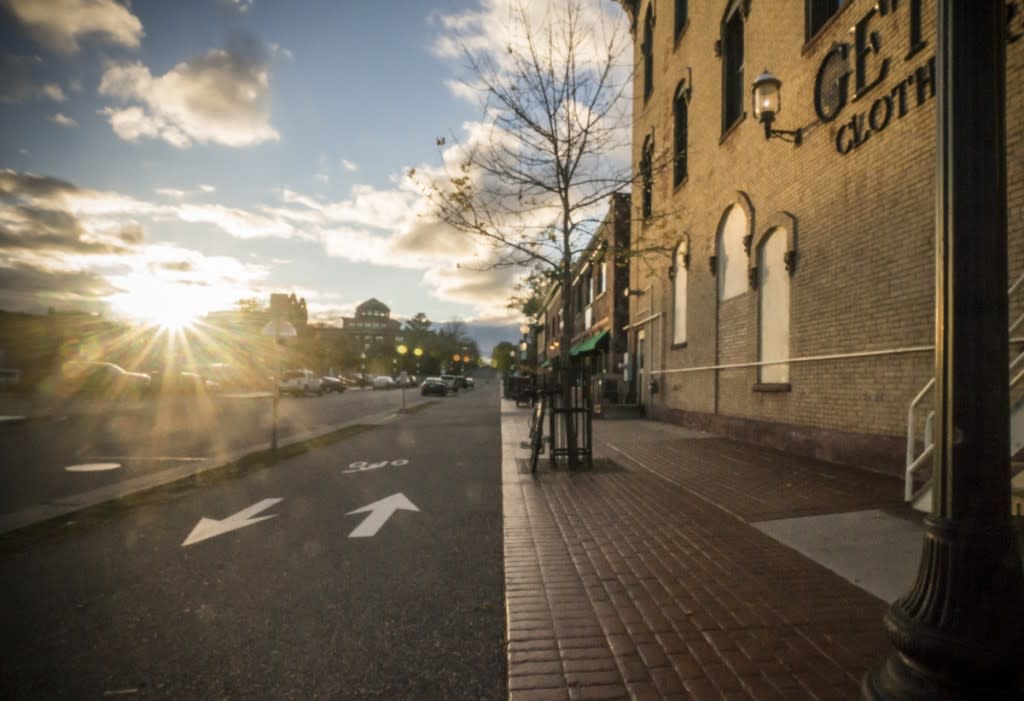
560, 238, 580, 468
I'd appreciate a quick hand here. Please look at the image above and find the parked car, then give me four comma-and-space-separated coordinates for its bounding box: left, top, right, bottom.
279, 369, 323, 396
464, 376, 475, 389
58, 360, 151, 397
151, 370, 220, 395
372, 375, 396, 390
320, 376, 348, 394
420, 377, 447, 396
440, 374, 460, 393
192, 363, 249, 391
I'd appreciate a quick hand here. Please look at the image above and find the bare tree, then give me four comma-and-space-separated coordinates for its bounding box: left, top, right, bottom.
421, 0, 664, 465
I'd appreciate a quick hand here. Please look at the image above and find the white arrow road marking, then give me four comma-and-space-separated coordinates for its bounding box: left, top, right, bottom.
346, 493, 419, 538
182, 498, 283, 547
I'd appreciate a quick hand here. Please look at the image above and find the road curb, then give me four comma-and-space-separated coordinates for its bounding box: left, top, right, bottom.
0, 402, 429, 537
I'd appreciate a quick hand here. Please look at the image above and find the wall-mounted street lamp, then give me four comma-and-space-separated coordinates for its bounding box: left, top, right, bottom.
623, 287, 647, 298
752, 69, 802, 145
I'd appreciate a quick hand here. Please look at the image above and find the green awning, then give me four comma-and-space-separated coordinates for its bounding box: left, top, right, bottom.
570, 330, 610, 356
540, 359, 551, 368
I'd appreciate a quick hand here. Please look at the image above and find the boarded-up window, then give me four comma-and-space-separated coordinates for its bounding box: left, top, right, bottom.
718, 206, 747, 301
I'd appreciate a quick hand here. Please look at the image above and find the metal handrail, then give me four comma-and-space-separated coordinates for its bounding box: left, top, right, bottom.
905, 379, 935, 501
905, 271, 1024, 503
1010, 312, 1024, 337
1009, 271, 1024, 297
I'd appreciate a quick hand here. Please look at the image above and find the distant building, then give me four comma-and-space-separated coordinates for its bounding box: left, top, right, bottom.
339, 298, 403, 351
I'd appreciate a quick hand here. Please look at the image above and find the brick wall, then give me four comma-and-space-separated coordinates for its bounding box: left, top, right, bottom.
625, 0, 1023, 468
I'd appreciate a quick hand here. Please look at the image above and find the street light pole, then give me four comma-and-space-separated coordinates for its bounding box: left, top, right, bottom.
864, 4, 1024, 698
396, 344, 408, 413
260, 316, 297, 456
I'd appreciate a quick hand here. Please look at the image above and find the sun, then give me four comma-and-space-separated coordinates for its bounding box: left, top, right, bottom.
151, 305, 201, 331
108, 277, 210, 330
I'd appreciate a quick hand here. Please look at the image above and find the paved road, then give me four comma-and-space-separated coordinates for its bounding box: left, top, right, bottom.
0, 381, 506, 700
0, 387, 422, 518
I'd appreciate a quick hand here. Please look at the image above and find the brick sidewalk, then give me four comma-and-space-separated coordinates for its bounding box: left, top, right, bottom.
502, 402, 903, 701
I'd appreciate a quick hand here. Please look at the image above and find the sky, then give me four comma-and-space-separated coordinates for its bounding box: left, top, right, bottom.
0, 0, 630, 349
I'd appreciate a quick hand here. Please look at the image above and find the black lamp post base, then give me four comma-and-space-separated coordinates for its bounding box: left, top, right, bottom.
862, 517, 1024, 700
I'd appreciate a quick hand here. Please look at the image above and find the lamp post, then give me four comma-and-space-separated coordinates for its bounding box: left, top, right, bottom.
260, 317, 298, 455
864, 5, 1023, 698
396, 344, 408, 412
360, 352, 366, 388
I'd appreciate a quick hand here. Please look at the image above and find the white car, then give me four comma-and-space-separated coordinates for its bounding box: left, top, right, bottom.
372, 375, 396, 390
279, 369, 323, 396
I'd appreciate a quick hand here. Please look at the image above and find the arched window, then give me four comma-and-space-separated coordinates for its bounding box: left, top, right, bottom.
673, 80, 689, 186
642, 5, 654, 101
672, 239, 688, 345
757, 229, 791, 383
717, 205, 747, 300
640, 135, 653, 220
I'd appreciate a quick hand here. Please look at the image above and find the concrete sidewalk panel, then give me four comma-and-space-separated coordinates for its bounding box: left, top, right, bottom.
753, 509, 923, 603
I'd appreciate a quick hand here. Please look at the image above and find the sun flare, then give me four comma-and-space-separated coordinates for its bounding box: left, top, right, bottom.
108, 276, 213, 330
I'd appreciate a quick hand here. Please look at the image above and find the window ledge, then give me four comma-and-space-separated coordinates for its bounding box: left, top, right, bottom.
753, 382, 791, 393
670, 341, 688, 350
720, 112, 747, 145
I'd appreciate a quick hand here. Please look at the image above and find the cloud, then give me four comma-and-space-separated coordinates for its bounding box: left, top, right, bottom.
99, 36, 279, 148
221, 0, 254, 14
423, 264, 523, 310
100, 105, 191, 148
49, 112, 77, 127
341, 159, 359, 172
2, 0, 144, 54
0, 173, 144, 256
0, 54, 66, 103
154, 185, 216, 199
175, 203, 299, 240
0, 168, 80, 203
0, 260, 119, 296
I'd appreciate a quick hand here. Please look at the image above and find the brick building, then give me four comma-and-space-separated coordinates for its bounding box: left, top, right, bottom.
339, 298, 403, 352
538, 193, 633, 413
615, 0, 1024, 473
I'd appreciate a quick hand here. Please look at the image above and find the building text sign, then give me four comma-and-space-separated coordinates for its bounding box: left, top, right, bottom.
814, 0, 933, 155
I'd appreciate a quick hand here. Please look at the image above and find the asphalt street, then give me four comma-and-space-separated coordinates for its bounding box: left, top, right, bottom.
0, 381, 506, 700
0, 387, 418, 517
